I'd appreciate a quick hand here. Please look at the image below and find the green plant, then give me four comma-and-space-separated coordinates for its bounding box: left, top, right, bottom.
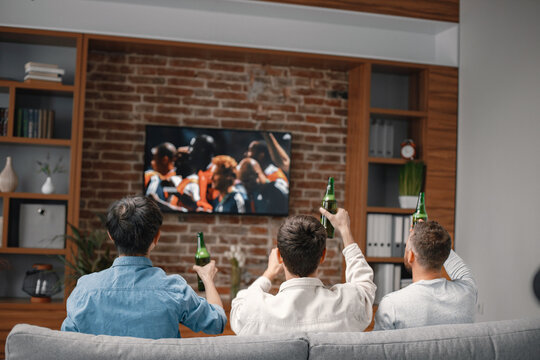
399, 161, 425, 196
36, 153, 67, 177
57, 214, 115, 286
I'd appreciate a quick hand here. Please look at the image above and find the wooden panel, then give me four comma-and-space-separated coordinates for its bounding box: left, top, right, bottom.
259, 0, 459, 23
0, 308, 65, 359
425, 67, 458, 240
345, 65, 371, 249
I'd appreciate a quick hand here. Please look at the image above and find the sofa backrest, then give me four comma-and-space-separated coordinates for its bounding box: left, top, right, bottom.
5, 324, 309, 360
6, 318, 540, 360
308, 318, 540, 360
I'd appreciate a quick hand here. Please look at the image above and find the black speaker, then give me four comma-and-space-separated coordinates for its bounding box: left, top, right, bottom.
534, 268, 540, 302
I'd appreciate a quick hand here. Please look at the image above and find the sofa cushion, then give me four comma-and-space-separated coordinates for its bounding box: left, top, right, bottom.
5, 324, 309, 360
308, 318, 540, 360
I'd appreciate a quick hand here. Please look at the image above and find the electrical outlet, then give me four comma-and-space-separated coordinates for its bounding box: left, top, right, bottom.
476, 302, 484, 315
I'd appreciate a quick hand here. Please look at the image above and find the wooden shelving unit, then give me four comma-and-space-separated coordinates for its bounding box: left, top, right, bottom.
0, 26, 85, 356
345, 61, 458, 301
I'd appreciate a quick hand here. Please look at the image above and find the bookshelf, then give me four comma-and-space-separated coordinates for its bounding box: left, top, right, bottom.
345, 62, 458, 303
0, 27, 84, 316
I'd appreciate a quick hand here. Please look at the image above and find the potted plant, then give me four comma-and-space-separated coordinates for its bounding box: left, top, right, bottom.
398, 160, 424, 208
57, 214, 115, 287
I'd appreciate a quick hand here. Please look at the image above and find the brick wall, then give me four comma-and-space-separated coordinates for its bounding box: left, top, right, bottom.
81, 51, 349, 293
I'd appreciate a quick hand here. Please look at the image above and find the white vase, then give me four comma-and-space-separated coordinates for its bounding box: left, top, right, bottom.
41, 176, 55, 194
0, 156, 18, 192
398, 195, 418, 209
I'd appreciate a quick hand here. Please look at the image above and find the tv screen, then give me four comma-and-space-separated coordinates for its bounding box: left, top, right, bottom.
144, 125, 292, 216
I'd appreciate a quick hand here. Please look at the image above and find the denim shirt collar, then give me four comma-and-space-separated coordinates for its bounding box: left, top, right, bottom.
112, 256, 153, 267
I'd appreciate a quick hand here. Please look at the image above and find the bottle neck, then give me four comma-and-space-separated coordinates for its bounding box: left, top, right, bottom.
325, 185, 334, 197
197, 234, 206, 249
325, 177, 335, 197
416, 192, 426, 212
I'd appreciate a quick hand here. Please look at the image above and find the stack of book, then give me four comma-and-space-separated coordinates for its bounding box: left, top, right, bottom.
15, 108, 55, 138
24, 62, 65, 83
0, 108, 7, 136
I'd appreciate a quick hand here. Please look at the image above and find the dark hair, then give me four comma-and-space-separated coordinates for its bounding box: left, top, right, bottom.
106, 195, 163, 255
151, 142, 176, 160
277, 215, 326, 277
409, 220, 452, 270
250, 141, 270, 165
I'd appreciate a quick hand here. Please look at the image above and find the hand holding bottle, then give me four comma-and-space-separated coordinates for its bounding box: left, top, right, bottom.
319, 207, 354, 247
193, 260, 218, 285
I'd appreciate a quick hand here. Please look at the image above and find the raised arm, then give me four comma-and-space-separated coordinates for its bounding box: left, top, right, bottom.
444, 250, 477, 290
262, 132, 290, 174
320, 208, 376, 300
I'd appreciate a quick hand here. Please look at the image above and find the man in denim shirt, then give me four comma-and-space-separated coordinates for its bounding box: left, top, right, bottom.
62, 195, 227, 338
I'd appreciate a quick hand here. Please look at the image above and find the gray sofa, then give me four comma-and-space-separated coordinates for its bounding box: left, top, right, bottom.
6, 318, 540, 360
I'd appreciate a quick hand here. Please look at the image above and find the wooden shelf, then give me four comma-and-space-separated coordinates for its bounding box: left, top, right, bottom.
368, 157, 408, 165
0, 192, 69, 201
0, 79, 74, 93
0, 247, 66, 255
0, 297, 64, 310
370, 107, 426, 119
0, 136, 71, 146
366, 257, 404, 263
367, 206, 414, 214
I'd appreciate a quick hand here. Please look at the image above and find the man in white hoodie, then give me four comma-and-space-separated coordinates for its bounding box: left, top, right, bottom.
230, 207, 376, 335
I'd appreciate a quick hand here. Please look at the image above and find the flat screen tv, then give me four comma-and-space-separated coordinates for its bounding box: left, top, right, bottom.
144, 125, 292, 216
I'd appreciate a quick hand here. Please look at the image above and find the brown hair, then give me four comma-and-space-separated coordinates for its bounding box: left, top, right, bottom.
409, 220, 451, 270
211, 155, 237, 193
277, 215, 326, 277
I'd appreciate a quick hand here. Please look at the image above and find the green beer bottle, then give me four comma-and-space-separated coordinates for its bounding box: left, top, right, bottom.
195, 232, 210, 291
321, 177, 337, 238
412, 192, 428, 227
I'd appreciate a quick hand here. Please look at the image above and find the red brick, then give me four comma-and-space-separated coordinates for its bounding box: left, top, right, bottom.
102, 93, 141, 102
183, 98, 219, 107
128, 55, 167, 65
169, 59, 207, 68
290, 69, 324, 78
207, 82, 244, 91
107, 54, 128, 64
298, 106, 332, 115
157, 68, 197, 77
183, 118, 220, 127
142, 95, 180, 104
168, 78, 205, 88
96, 64, 134, 74
214, 91, 247, 100
95, 102, 133, 112
213, 109, 251, 119
96, 83, 136, 92
137, 67, 157, 75
156, 86, 194, 97
220, 120, 256, 129
209, 63, 245, 72
128, 76, 166, 85
221, 101, 258, 110
88, 72, 128, 82
156, 105, 192, 115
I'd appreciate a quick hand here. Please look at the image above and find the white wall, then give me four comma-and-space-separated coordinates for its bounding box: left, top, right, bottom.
0, 0, 457, 66
456, 0, 540, 320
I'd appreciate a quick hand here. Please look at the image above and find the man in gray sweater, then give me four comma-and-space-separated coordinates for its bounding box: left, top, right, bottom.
374, 220, 477, 330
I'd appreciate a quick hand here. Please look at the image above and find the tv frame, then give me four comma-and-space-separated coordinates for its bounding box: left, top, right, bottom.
143, 125, 292, 216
